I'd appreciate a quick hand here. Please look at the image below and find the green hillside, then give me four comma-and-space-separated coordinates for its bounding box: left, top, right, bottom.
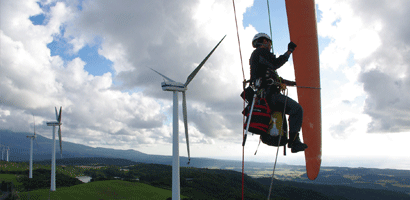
18, 180, 182, 200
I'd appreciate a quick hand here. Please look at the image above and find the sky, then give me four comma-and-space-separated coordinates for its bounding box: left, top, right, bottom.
1, 0, 410, 170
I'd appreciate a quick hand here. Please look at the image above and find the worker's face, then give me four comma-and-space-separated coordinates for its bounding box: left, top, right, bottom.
262, 39, 271, 49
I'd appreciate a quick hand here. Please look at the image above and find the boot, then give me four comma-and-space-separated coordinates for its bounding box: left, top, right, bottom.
288, 132, 308, 153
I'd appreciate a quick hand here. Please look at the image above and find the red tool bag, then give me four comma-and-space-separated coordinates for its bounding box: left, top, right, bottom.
242, 98, 271, 135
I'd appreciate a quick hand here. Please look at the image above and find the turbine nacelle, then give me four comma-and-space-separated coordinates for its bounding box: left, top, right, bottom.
161, 82, 187, 92
46, 121, 62, 126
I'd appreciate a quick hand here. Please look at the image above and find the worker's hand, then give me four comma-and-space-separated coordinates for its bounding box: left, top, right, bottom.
288, 42, 297, 52
280, 83, 287, 90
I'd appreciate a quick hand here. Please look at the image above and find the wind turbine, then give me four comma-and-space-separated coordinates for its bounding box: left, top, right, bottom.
46, 106, 63, 191
150, 35, 226, 200
27, 115, 38, 178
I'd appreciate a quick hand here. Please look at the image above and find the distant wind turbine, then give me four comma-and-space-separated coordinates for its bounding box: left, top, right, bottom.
6, 146, 9, 162
46, 106, 63, 191
27, 115, 39, 178
150, 35, 226, 200
1, 145, 4, 161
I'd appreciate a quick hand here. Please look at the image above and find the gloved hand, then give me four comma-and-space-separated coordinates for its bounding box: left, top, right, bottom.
288, 41, 297, 52
280, 83, 287, 90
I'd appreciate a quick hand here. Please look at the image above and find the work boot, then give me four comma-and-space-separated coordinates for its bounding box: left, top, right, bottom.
288, 132, 308, 153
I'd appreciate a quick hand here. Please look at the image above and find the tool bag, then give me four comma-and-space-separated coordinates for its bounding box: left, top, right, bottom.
260, 111, 288, 147
242, 97, 271, 135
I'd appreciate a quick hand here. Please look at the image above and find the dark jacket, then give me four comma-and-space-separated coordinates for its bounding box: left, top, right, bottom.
249, 47, 290, 87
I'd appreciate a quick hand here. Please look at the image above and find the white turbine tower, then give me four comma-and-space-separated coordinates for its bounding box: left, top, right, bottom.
150, 35, 226, 200
1, 145, 4, 161
6, 146, 9, 162
27, 115, 38, 178
46, 106, 63, 191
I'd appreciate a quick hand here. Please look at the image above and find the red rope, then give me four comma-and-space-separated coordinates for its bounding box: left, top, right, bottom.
231, 1, 246, 200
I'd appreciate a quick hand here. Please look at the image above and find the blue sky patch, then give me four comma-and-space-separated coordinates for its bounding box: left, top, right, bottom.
242, 0, 291, 53
79, 44, 114, 76
47, 30, 113, 77
29, 14, 46, 25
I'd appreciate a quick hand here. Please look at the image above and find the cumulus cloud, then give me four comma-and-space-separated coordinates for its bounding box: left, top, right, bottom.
0, 0, 255, 151
317, 0, 410, 133
351, 0, 410, 133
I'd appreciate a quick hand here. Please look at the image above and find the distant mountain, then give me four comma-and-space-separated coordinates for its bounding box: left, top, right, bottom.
0, 130, 268, 169
0, 130, 170, 164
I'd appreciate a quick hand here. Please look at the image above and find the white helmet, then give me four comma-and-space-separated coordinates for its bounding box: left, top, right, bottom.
252, 33, 271, 48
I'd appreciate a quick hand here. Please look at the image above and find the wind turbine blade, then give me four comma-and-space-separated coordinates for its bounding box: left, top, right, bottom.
58, 106, 62, 123
184, 35, 226, 87
182, 91, 190, 164
149, 67, 176, 82
58, 126, 62, 157
55, 107, 58, 121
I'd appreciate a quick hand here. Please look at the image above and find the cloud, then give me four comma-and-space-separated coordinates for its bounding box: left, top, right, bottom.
360, 70, 410, 132
350, 0, 410, 133
0, 0, 255, 151
330, 118, 356, 139
317, 0, 410, 133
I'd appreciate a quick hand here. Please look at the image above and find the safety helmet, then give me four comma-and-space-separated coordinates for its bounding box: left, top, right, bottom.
252, 33, 271, 48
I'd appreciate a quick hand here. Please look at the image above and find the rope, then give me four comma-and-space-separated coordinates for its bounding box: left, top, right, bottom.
266, 0, 274, 53
267, 88, 289, 199
232, 0, 246, 80
296, 86, 321, 89
231, 1, 246, 199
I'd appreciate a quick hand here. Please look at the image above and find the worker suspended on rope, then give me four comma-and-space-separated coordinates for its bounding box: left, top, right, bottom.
249, 33, 307, 153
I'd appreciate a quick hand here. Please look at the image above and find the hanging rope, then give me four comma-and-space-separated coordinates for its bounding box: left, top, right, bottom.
266, 0, 274, 53
267, 88, 289, 199
265, 0, 281, 198
231, 1, 246, 200
232, 1, 246, 80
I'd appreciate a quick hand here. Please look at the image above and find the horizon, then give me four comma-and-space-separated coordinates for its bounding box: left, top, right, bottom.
2, 129, 410, 171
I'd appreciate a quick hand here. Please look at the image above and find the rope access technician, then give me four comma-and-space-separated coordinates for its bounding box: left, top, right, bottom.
249, 33, 307, 153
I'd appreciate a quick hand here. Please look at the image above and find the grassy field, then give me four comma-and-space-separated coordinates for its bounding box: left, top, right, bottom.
18, 180, 186, 200
0, 161, 85, 178
0, 174, 18, 182
0, 174, 24, 189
